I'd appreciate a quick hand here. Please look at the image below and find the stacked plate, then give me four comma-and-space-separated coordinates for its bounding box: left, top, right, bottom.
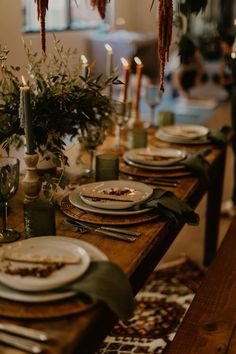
123, 147, 187, 171
0, 236, 107, 303
69, 180, 153, 216
155, 124, 209, 145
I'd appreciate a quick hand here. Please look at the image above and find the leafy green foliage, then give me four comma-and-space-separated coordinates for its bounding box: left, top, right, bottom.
42, 171, 69, 204
0, 37, 119, 165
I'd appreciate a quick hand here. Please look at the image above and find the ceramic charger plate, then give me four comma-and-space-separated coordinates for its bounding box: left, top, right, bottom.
77, 180, 153, 210
125, 147, 187, 167
0, 237, 91, 292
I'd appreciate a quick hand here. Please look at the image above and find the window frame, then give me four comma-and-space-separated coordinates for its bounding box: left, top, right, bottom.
22, 0, 110, 33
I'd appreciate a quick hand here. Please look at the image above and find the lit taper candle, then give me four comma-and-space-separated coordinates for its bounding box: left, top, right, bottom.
121, 57, 131, 103
81, 55, 89, 78
105, 43, 113, 97
133, 56, 144, 113
20, 76, 35, 154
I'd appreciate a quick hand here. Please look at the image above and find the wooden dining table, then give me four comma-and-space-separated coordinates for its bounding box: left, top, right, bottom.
0, 128, 227, 354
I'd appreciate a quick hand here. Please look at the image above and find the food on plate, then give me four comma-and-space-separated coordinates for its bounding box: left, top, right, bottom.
3, 262, 65, 278
1, 244, 82, 265
80, 187, 137, 202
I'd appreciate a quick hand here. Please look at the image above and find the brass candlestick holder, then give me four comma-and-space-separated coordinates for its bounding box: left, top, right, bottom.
22, 153, 42, 201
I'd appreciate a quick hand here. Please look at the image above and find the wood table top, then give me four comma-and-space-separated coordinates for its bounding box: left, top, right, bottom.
0, 133, 227, 354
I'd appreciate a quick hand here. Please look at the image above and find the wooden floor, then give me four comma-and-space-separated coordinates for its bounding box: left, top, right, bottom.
162, 101, 233, 266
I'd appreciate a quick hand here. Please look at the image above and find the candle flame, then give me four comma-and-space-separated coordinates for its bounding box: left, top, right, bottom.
21, 75, 27, 86
105, 43, 112, 52
81, 55, 88, 64
121, 57, 129, 67
231, 52, 236, 59
134, 56, 142, 65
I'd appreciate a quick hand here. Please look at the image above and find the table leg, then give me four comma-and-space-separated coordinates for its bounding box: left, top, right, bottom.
204, 146, 227, 266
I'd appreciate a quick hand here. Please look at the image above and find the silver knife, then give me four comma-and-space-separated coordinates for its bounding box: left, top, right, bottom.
65, 219, 141, 237
72, 220, 136, 242
0, 332, 44, 353
0, 323, 49, 342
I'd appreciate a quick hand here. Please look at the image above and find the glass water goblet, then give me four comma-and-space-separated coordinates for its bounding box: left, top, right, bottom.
0, 157, 20, 243
144, 84, 162, 127
113, 100, 132, 151
79, 122, 106, 178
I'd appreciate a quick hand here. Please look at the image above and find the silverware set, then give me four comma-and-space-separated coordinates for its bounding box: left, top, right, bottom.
0, 322, 49, 353
122, 174, 180, 187
63, 219, 141, 242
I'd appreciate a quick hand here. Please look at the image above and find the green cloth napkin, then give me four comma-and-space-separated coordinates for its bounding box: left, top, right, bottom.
135, 188, 199, 225
63, 261, 135, 321
207, 125, 231, 145
181, 150, 210, 182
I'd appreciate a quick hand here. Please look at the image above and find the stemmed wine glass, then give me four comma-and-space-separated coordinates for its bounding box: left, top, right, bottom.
113, 100, 132, 151
78, 122, 106, 178
0, 157, 20, 243
144, 84, 162, 127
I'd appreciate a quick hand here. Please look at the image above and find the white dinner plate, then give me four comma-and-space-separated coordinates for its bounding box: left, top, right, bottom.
125, 147, 187, 167
155, 124, 209, 144
0, 237, 91, 292
123, 154, 186, 171
78, 180, 153, 210
69, 186, 152, 216
0, 236, 107, 303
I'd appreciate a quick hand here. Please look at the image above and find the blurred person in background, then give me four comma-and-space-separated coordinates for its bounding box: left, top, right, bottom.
171, 34, 208, 99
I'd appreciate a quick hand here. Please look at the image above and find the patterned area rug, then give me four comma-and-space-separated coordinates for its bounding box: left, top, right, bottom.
97, 257, 205, 354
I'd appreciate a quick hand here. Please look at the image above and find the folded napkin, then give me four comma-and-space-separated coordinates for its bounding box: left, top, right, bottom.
181, 150, 210, 182
63, 261, 135, 321
207, 125, 231, 145
135, 188, 199, 225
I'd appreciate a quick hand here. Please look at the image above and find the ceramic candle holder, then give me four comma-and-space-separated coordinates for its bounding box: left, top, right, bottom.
95, 154, 119, 181
22, 153, 42, 201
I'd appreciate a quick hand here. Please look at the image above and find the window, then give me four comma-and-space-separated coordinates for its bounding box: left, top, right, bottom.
22, 0, 110, 32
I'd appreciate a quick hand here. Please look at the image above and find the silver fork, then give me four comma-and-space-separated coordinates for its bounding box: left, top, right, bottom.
64, 218, 141, 237
63, 219, 137, 242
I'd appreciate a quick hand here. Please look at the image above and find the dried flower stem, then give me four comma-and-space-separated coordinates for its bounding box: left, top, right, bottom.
90, 0, 110, 19
35, 0, 49, 56
158, 0, 173, 91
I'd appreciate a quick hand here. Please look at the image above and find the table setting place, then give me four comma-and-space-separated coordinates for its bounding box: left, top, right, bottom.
0, 234, 135, 353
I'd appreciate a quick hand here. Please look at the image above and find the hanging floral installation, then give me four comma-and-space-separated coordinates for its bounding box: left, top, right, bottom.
156, 0, 173, 91
35, 0, 207, 90
35, 0, 48, 56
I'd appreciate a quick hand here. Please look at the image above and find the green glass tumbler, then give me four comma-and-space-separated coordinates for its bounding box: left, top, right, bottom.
127, 128, 148, 149
95, 154, 119, 181
24, 200, 56, 237
158, 110, 175, 127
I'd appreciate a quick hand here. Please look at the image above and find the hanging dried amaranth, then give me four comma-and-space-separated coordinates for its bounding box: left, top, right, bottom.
90, 0, 110, 19
157, 0, 173, 92
35, 0, 48, 56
